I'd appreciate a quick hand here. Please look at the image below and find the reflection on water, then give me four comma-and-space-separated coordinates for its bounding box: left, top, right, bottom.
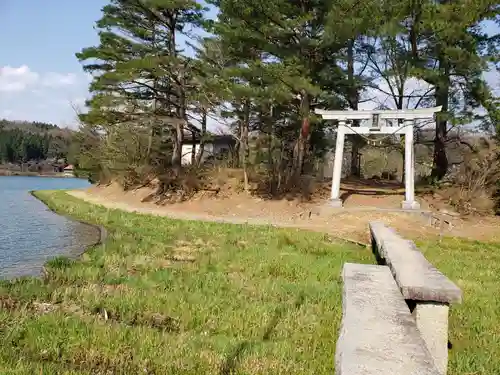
0, 176, 99, 279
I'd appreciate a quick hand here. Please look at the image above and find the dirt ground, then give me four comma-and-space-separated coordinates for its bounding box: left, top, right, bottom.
67, 180, 500, 245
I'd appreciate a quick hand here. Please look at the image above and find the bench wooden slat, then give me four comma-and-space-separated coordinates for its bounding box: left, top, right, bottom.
369, 221, 462, 304
337, 263, 440, 375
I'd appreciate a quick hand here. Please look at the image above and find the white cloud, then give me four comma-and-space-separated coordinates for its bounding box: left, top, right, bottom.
0, 65, 89, 126
0, 109, 13, 118
41, 72, 78, 87
0, 65, 39, 92
0, 65, 78, 93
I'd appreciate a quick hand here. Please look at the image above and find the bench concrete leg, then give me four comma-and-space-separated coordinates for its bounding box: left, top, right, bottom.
413, 302, 449, 375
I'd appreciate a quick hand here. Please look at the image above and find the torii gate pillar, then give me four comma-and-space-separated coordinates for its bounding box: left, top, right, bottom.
315, 107, 441, 209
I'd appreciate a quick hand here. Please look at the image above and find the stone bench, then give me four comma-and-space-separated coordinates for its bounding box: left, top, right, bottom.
369, 221, 462, 374
337, 263, 440, 375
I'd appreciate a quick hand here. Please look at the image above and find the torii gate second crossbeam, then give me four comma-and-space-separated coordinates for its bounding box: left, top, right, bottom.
315, 106, 442, 209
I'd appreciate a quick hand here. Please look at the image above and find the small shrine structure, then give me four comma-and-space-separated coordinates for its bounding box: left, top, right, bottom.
314, 106, 442, 209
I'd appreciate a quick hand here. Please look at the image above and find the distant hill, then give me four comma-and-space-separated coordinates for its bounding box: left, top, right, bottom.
0, 119, 74, 138
0, 119, 74, 169
0, 119, 58, 131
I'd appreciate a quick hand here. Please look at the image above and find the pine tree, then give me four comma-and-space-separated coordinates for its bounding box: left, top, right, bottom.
209, 0, 348, 179
324, 0, 388, 176
403, 0, 499, 179
77, 0, 206, 176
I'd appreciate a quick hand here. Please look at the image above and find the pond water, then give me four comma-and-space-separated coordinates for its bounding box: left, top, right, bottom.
0, 176, 99, 279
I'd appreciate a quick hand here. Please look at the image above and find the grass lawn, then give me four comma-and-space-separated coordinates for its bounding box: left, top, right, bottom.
1, 191, 498, 374
417, 238, 500, 375
0, 190, 372, 374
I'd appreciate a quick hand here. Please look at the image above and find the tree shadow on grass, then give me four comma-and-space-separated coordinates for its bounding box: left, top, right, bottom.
219, 293, 305, 375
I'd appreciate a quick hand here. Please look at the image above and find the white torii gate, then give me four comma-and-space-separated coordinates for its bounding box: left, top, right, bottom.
315, 106, 442, 210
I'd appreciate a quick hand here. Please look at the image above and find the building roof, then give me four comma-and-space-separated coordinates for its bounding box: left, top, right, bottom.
63, 164, 74, 170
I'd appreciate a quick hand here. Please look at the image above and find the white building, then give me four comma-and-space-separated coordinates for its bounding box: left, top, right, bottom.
181, 132, 236, 165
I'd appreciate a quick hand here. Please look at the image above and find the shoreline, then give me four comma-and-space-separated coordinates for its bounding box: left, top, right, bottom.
0, 171, 84, 179
1, 190, 370, 374
0, 191, 108, 281
0, 191, 497, 374
30, 190, 108, 265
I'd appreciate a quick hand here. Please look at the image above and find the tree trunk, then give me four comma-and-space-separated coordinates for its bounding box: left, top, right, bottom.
147, 29, 157, 166
347, 38, 361, 177
293, 90, 310, 178
168, 15, 183, 176
350, 140, 361, 177
268, 110, 275, 194
233, 125, 241, 168
195, 109, 207, 167
232, 104, 243, 168
171, 64, 186, 176
190, 130, 196, 165
171, 123, 183, 173
432, 118, 448, 180
147, 126, 153, 163
241, 100, 250, 192
431, 60, 450, 180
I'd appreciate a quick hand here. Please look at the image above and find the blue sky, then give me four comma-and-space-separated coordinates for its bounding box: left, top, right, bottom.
0, 0, 108, 126
0, 1, 498, 128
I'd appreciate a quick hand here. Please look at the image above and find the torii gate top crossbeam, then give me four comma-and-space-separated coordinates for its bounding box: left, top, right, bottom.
314, 106, 442, 121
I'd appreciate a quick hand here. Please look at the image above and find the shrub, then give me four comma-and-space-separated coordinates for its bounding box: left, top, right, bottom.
446, 141, 500, 214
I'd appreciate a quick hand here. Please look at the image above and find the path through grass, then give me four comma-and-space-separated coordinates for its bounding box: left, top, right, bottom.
0, 191, 372, 374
